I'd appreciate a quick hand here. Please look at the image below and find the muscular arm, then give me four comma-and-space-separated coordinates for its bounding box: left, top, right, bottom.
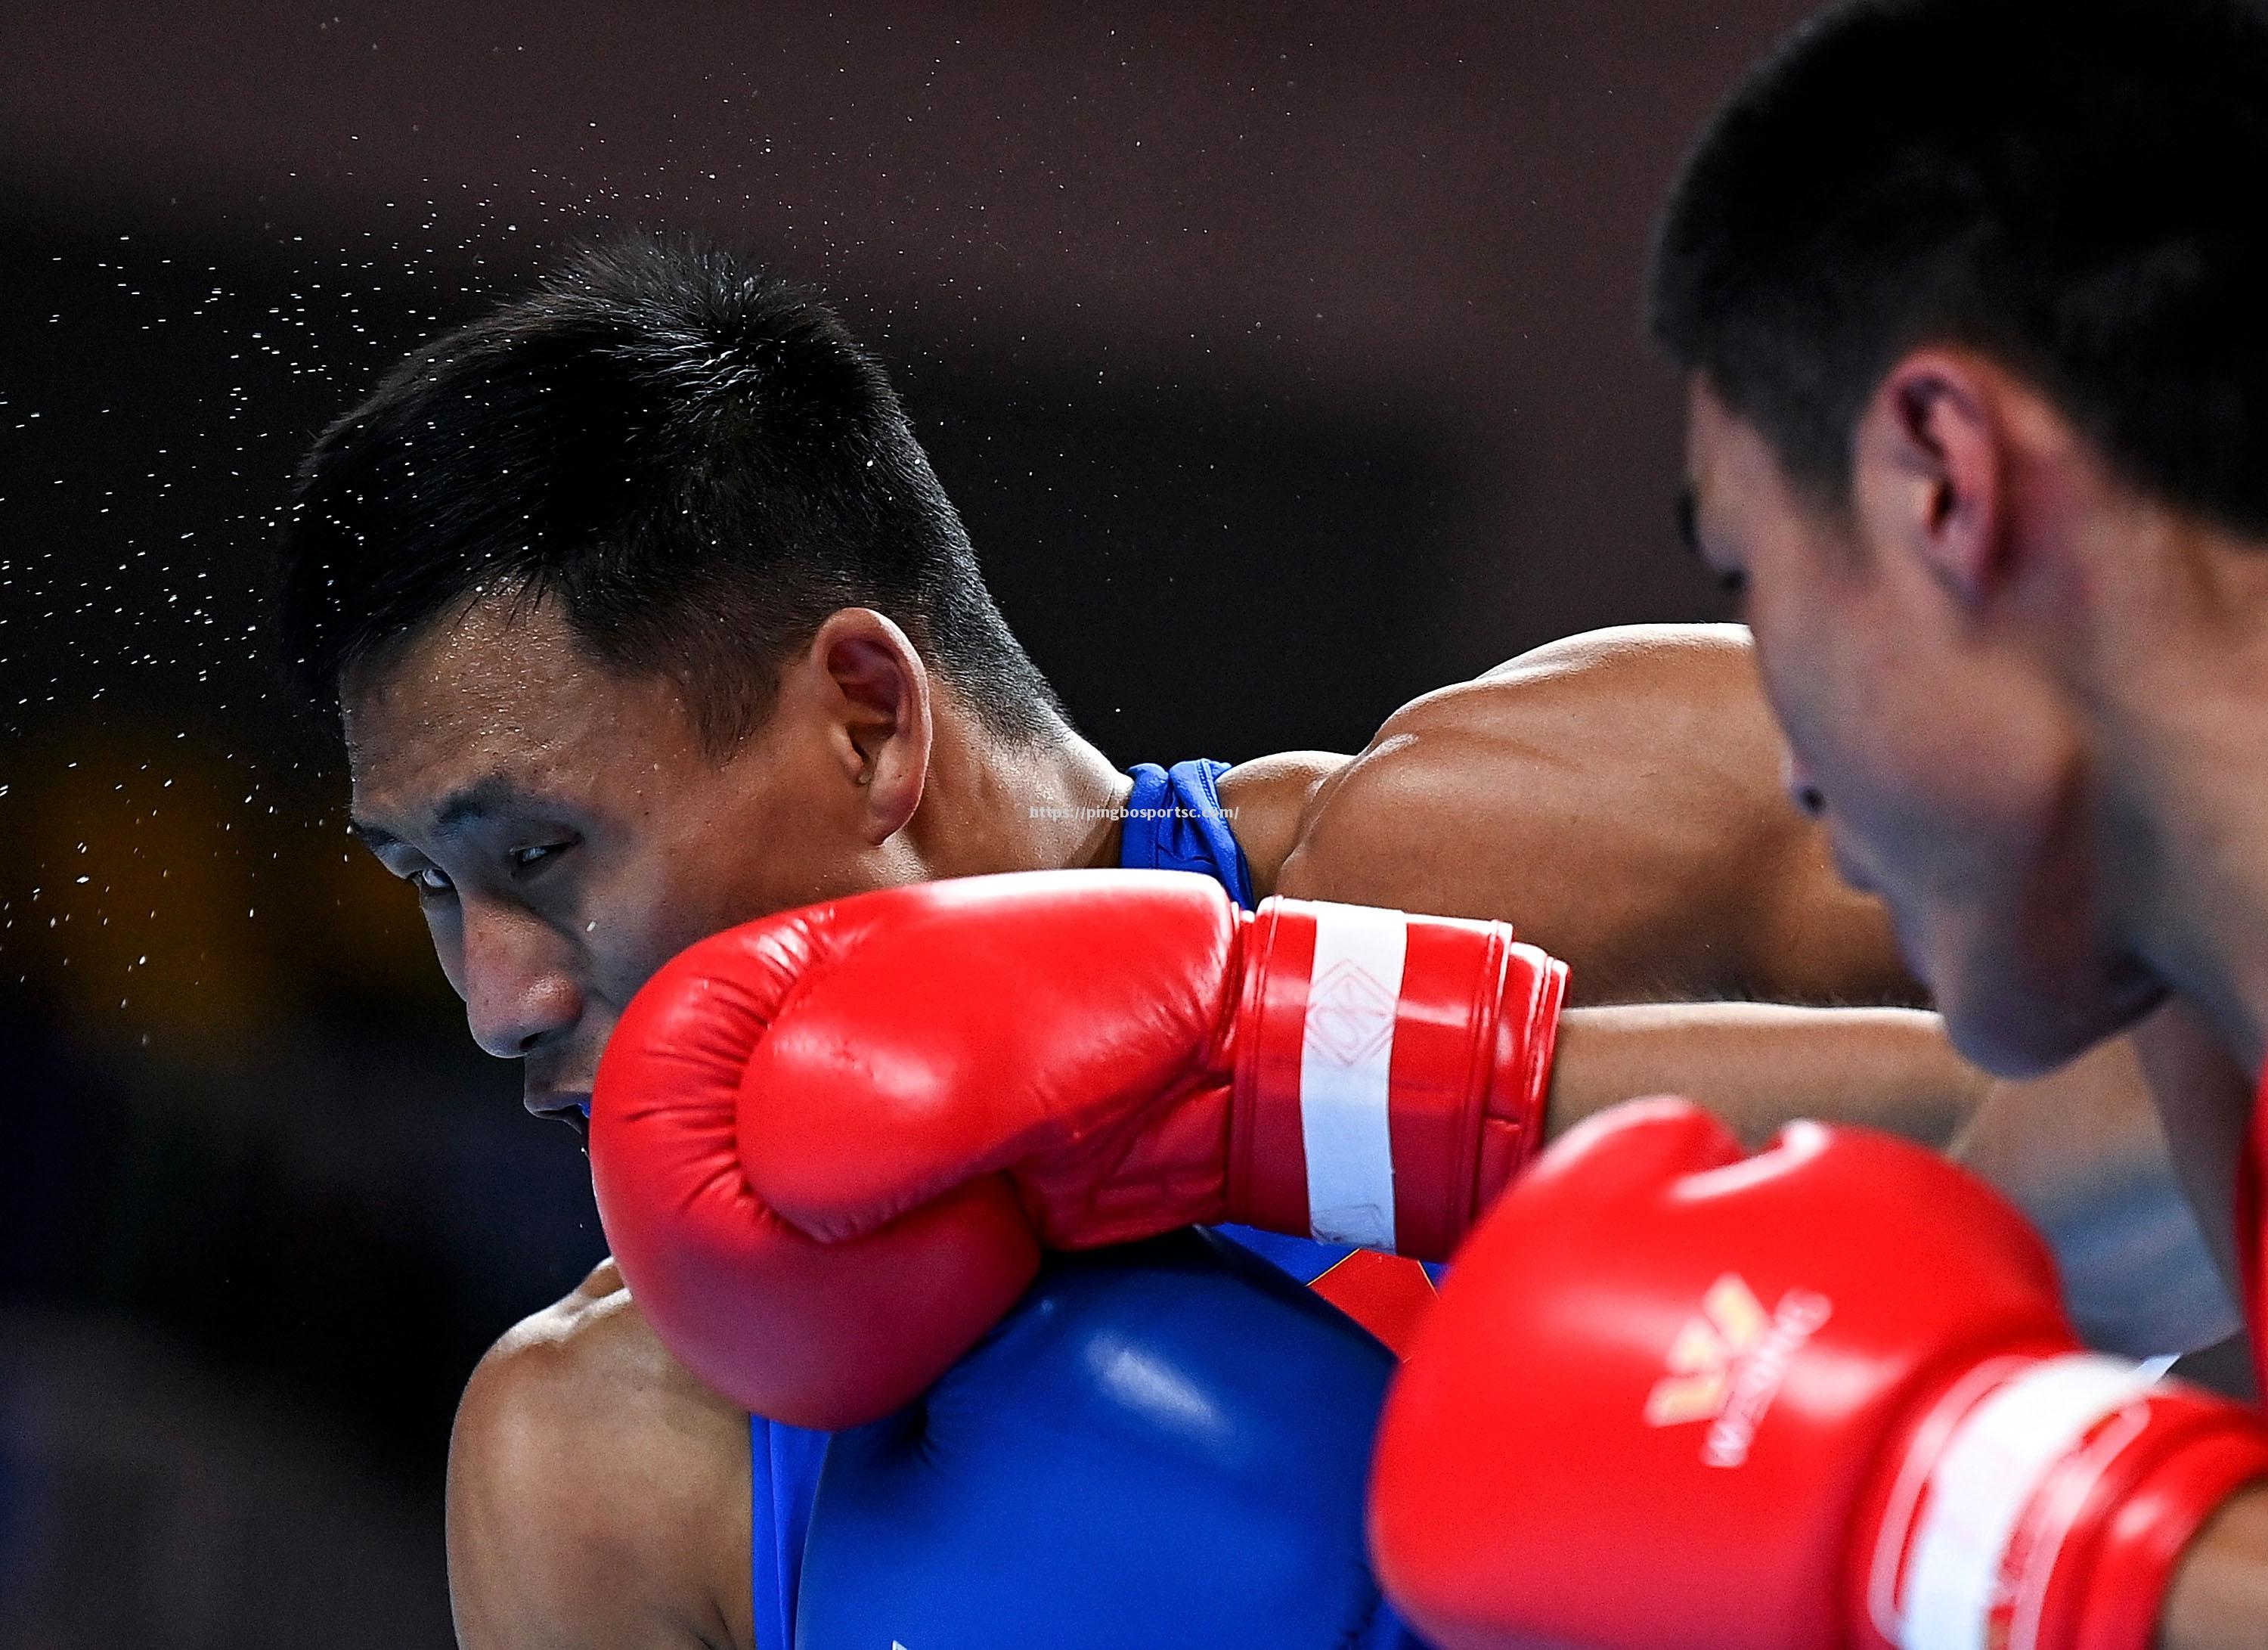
1241, 624, 2217, 1341
1546, 1000, 1977, 1149
1246, 623, 1916, 1006
1239, 622, 1970, 1150
447, 1264, 752, 1650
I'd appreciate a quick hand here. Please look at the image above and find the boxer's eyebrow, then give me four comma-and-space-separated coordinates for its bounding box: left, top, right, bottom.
429, 773, 531, 835
348, 772, 539, 851
347, 819, 401, 851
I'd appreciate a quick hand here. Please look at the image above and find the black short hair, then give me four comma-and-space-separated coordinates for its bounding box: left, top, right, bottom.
280, 236, 1064, 749
1649, 0, 2268, 534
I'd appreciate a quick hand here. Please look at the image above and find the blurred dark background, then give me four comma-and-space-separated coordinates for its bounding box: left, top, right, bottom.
0, 2, 1808, 1642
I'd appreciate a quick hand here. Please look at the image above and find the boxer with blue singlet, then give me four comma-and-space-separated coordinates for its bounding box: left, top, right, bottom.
737, 759, 1423, 1650
282, 240, 2211, 1649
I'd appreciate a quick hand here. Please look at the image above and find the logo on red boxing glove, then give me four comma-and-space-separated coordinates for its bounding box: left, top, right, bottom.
1304, 958, 1399, 1068
1646, 1273, 1833, 1468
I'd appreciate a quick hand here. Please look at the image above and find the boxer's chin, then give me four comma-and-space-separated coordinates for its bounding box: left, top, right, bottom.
1932, 942, 2164, 1080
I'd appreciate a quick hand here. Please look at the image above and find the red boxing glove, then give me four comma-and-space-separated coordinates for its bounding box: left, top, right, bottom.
589, 869, 1564, 1428
1371, 1099, 2268, 1650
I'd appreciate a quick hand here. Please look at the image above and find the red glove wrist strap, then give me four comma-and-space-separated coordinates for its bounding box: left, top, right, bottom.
1228, 898, 1566, 1260
1865, 1353, 2268, 1650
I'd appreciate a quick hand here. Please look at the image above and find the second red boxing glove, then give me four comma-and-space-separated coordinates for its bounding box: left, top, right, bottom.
1371, 1099, 2268, 1650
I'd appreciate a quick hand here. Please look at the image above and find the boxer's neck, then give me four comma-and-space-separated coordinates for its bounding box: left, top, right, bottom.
2093, 520, 2268, 1076
900, 705, 1134, 883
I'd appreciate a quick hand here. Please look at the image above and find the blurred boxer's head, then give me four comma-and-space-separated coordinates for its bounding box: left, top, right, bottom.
1648, 0, 2268, 1075
279, 238, 1065, 1120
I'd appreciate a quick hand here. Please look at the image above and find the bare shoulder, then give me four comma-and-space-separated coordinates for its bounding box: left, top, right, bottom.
1272, 623, 1913, 1003
1226, 628, 1757, 896
1473, 619, 1756, 687
448, 1260, 753, 1650
1448, 622, 1767, 750
1216, 749, 1349, 895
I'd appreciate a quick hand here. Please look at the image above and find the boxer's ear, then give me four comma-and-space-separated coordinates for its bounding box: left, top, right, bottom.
810, 607, 931, 843
1855, 350, 2010, 607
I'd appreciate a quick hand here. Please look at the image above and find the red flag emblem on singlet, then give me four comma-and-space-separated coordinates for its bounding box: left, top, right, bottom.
1307, 1249, 1438, 1359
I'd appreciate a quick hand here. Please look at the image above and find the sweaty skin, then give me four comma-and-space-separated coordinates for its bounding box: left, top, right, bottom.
404, 616, 2197, 1650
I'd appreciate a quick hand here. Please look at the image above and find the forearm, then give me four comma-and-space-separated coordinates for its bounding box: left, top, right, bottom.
2162, 1482, 2268, 1650
1547, 1002, 1982, 1151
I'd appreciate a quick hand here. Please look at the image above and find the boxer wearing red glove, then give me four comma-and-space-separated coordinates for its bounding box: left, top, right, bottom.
590, 867, 1564, 1428
1370, 1099, 2268, 1650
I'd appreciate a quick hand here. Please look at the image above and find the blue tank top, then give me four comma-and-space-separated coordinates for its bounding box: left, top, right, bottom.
747, 760, 1370, 1648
